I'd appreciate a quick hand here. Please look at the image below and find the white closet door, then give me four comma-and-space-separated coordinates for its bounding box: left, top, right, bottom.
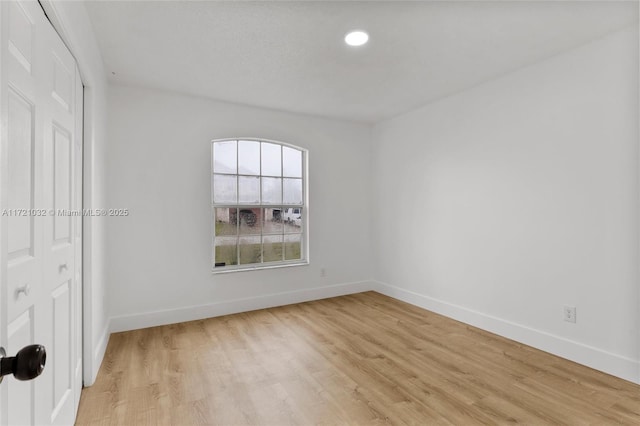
0, 1, 83, 425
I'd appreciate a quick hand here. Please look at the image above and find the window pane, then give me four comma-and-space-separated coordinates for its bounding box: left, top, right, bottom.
238, 176, 260, 204
212, 139, 306, 270
283, 146, 302, 178
284, 234, 301, 260
263, 208, 283, 234
215, 236, 237, 267
238, 140, 260, 175
239, 208, 261, 235
262, 177, 282, 204
214, 208, 237, 236
213, 140, 237, 174
261, 142, 281, 176
283, 208, 302, 232
213, 174, 237, 203
283, 178, 303, 205
239, 235, 261, 265
263, 235, 283, 262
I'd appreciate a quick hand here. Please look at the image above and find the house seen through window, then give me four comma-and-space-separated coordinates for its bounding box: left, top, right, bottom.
212, 139, 307, 271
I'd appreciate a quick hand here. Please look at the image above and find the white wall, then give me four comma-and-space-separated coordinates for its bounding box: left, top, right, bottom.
40, 1, 110, 386
106, 85, 373, 330
372, 26, 640, 383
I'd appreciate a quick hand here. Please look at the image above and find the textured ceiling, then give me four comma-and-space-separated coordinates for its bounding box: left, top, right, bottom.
85, 1, 638, 123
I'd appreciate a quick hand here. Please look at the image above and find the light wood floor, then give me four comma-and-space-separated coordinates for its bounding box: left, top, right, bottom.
76, 292, 640, 425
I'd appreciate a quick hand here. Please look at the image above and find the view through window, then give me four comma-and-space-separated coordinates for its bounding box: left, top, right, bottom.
212, 139, 307, 270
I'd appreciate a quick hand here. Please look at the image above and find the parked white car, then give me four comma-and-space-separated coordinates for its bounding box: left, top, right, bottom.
283, 208, 302, 227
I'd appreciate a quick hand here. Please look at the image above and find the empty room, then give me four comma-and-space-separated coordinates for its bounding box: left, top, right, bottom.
0, 0, 639, 424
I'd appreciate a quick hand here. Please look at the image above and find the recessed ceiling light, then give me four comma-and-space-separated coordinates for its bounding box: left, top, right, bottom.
345, 31, 369, 47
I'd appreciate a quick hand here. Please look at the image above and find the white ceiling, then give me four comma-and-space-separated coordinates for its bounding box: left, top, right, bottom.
84, 1, 638, 123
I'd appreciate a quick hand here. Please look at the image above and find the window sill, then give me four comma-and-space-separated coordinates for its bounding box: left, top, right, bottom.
211, 260, 309, 274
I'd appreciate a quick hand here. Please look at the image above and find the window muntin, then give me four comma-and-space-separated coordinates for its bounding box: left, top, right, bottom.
211, 139, 307, 271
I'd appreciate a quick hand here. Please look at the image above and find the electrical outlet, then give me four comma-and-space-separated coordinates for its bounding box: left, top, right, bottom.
563, 306, 576, 323
320, 268, 326, 277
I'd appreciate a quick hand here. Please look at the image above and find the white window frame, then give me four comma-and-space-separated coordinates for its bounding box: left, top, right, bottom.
211, 137, 309, 273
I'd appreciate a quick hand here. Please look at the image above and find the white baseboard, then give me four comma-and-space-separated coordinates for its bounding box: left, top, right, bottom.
373, 281, 640, 385
109, 280, 376, 333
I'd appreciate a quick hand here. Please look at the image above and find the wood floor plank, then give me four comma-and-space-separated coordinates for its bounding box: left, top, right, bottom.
76, 292, 640, 425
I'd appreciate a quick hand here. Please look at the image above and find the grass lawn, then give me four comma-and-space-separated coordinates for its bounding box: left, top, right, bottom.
215, 222, 237, 236
215, 242, 301, 267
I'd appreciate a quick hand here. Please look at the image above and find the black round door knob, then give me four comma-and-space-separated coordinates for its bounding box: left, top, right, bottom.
0, 344, 46, 381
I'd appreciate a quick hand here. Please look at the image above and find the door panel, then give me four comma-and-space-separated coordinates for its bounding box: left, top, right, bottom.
7, 90, 34, 257
52, 125, 72, 243
6, 310, 34, 426
4, 14, 43, 425
7, 1, 33, 74
1, 1, 83, 425
51, 56, 71, 113
41, 3, 79, 423
51, 281, 71, 420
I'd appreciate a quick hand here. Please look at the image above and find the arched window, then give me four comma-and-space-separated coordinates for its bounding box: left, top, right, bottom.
211, 138, 307, 271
